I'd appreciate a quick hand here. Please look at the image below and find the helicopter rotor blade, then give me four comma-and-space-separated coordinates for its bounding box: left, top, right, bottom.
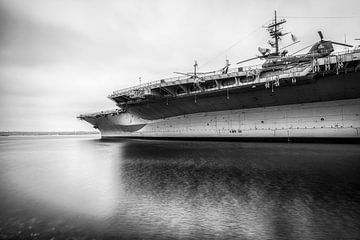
290, 43, 314, 56
174, 72, 187, 75
330, 41, 353, 48
174, 72, 194, 77
318, 31, 324, 40
197, 71, 216, 75
237, 56, 261, 64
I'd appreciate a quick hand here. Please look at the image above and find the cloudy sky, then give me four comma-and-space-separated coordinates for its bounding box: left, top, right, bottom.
0, 0, 359, 131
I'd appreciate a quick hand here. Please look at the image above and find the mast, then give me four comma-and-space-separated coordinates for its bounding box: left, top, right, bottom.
193, 60, 198, 79
274, 10, 278, 54
265, 10, 286, 56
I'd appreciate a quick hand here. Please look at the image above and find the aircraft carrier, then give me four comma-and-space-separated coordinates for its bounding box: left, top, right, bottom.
78, 12, 360, 141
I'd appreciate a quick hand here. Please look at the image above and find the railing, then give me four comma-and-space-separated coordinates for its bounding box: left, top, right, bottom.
111, 76, 189, 96
109, 65, 264, 97
78, 109, 125, 118
109, 49, 359, 98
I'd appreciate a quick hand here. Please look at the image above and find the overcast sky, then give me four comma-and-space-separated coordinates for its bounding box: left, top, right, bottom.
0, 0, 359, 131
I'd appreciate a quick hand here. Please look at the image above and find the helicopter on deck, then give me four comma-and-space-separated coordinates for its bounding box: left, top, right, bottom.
237, 11, 353, 70
174, 58, 231, 83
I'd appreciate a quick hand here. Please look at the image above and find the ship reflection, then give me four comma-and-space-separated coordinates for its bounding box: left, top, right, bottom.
1, 137, 121, 219
115, 140, 360, 239
1, 137, 359, 239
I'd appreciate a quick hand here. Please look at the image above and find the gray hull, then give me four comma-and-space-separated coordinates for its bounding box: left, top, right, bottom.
83, 98, 360, 140
124, 71, 360, 121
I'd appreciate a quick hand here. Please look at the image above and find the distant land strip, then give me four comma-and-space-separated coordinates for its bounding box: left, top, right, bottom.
0, 131, 99, 136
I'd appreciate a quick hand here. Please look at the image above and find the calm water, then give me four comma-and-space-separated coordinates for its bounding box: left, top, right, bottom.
0, 136, 360, 239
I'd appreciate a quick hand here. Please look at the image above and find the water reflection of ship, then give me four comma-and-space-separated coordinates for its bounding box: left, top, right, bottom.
117, 140, 360, 239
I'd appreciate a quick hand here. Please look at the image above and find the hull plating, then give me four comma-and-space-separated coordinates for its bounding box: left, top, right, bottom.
93, 98, 360, 139
124, 70, 360, 120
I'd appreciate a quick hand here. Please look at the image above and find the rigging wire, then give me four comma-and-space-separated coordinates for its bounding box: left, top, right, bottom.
199, 23, 265, 69
199, 16, 359, 70
280, 16, 360, 19
290, 43, 314, 55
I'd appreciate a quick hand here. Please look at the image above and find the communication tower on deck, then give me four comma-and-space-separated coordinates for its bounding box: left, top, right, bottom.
265, 10, 287, 56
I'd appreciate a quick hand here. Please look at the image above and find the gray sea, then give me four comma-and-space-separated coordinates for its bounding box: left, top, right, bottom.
0, 135, 360, 239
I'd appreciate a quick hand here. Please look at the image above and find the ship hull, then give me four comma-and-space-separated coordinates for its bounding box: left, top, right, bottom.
124, 71, 360, 121
85, 98, 360, 140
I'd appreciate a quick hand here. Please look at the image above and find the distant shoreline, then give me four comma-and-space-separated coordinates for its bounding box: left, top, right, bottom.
0, 131, 99, 136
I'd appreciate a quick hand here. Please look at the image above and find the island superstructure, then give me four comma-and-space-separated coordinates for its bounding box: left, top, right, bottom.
78, 12, 360, 140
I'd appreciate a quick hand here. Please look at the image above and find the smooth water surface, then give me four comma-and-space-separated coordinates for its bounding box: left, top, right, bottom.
0, 136, 360, 239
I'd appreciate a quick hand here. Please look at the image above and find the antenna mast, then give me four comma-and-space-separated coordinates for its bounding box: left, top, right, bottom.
265, 10, 287, 56
275, 10, 278, 54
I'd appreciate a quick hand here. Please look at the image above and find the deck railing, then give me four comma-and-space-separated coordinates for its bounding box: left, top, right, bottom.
109, 49, 358, 98
109, 64, 265, 97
